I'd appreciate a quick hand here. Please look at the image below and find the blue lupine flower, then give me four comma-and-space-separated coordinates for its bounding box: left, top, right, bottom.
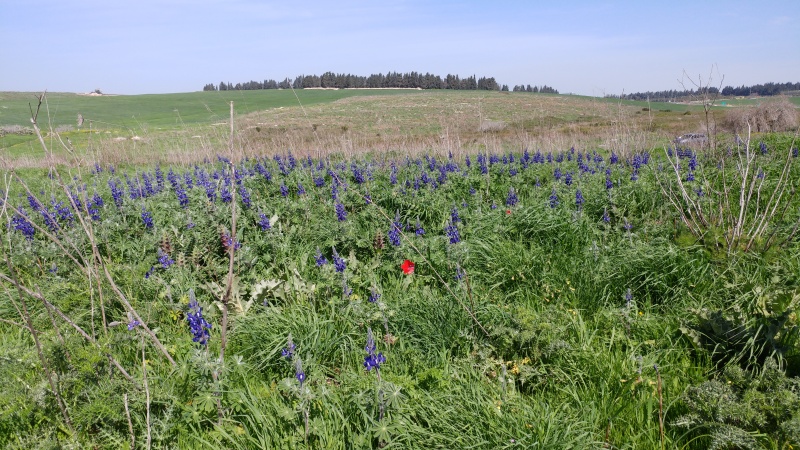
342, 279, 352, 298
11, 211, 35, 241
220, 184, 232, 203
451, 207, 460, 223
630, 170, 639, 182
141, 208, 154, 229
624, 220, 633, 231
141, 173, 155, 197
363, 328, 385, 372
335, 202, 347, 221
280, 183, 289, 197
108, 180, 125, 208
315, 248, 329, 266
297, 183, 305, 195
445, 220, 461, 244
454, 265, 465, 281
415, 218, 425, 236
27, 194, 42, 211
553, 167, 562, 181
575, 189, 584, 209
282, 335, 296, 359
506, 187, 518, 207
602, 208, 610, 223
491, 201, 497, 210
258, 213, 271, 231
127, 318, 141, 331
221, 233, 241, 252
388, 212, 402, 246
688, 153, 698, 172
155, 165, 165, 192
295, 358, 306, 386
624, 289, 633, 308
87, 195, 101, 221
158, 249, 174, 269
144, 266, 155, 279
686, 171, 695, 182
332, 247, 346, 272
793, 147, 798, 158
760, 141, 767, 155
187, 291, 212, 346
368, 287, 381, 303
549, 188, 559, 208
469, 186, 476, 195
421, 172, 430, 185
351, 163, 366, 184
610, 152, 619, 164
606, 175, 613, 190
167, 168, 179, 189
331, 182, 339, 200
757, 168, 765, 179
175, 185, 189, 208
239, 186, 252, 208
564, 172, 573, 186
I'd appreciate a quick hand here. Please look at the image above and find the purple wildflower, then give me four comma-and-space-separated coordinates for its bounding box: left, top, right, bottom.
335, 202, 347, 222
363, 328, 385, 372
258, 213, 271, 231
141, 208, 154, 229
315, 248, 329, 266
186, 291, 212, 346
332, 247, 346, 273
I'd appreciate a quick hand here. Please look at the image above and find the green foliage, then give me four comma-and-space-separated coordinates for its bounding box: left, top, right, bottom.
675, 359, 800, 448
2, 135, 799, 448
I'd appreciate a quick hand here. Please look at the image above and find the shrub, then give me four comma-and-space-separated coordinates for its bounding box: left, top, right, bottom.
723, 98, 799, 133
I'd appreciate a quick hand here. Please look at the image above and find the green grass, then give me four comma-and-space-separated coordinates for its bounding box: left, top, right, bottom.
1, 103, 799, 448
0, 89, 427, 129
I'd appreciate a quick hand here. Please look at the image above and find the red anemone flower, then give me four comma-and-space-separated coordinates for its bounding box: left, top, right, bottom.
401, 259, 415, 274
505, 209, 511, 215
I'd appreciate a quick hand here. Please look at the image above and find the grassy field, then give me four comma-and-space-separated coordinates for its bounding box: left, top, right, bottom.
1, 89, 739, 168
1, 89, 799, 448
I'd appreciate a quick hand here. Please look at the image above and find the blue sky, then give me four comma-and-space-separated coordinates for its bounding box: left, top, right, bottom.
1, 0, 797, 96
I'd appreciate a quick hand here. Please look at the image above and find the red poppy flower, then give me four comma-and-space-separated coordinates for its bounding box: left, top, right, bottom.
401, 259, 415, 274
505, 209, 511, 215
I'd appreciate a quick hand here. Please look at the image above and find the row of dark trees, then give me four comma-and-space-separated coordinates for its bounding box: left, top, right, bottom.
203, 72, 557, 93
606, 81, 799, 101
720, 82, 800, 97
511, 84, 559, 94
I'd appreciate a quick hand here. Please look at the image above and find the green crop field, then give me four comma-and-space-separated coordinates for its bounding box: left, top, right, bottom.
1, 89, 799, 449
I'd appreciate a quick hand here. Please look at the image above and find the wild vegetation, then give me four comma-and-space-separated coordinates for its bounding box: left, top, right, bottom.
1, 91, 799, 449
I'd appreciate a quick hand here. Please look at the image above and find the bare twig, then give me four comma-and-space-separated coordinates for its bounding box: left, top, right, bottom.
123, 393, 135, 450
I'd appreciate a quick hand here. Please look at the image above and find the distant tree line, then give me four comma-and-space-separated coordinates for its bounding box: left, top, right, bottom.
202, 72, 558, 93
605, 81, 800, 101
511, 84, 559, 94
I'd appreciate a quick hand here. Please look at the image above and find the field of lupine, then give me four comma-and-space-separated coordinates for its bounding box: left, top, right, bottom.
2, 131, 800, 449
